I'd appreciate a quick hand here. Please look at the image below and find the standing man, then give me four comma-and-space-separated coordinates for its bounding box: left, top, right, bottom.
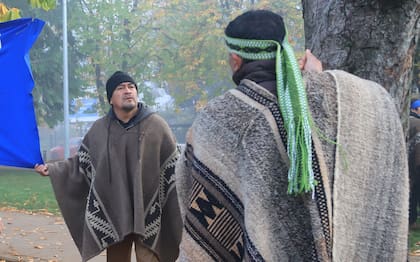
175, 10, 408, 261
409, 99, 420, 228
35, 71, 182, 262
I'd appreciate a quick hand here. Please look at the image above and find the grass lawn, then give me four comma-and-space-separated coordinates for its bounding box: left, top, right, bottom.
0, 168, 59, 215
410, 218, 420, 254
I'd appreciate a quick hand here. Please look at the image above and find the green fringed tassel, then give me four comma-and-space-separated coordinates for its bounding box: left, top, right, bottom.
276, 35, 315, 194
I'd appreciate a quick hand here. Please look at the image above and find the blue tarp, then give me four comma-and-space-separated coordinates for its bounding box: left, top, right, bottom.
0, 18, 45, 168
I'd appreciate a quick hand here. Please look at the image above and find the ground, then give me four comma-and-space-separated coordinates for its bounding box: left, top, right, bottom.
0, 207, 419, 261
0, 208, 107, 262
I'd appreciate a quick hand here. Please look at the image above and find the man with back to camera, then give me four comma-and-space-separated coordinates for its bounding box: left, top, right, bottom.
175, 9, 409, 261
35, 71, 182, 262
409, 99, 420, 228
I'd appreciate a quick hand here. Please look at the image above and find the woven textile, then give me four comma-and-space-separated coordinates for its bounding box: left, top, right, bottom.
175, 70, 409, 261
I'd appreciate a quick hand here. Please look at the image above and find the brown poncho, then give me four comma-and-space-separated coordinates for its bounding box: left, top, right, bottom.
48, 108, 182, 261
175, 70, 408, 261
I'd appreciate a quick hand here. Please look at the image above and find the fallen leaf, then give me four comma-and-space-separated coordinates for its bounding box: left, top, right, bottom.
8, 250, 19, 256
410, 249, 420, 256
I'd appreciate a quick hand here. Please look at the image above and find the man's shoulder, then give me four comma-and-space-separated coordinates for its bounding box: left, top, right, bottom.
84, 115, 109, 135
141, 112, 173, 131
92, 115, 109, 126
324, 70, 386, 94
195, 88, 267, 130
206, 82, 274, 108
410, 115, 420, 126
197, 91, 232, 114
142, 111, 163, 122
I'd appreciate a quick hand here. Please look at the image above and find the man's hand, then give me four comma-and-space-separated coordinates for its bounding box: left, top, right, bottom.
34, 164, 49, 176
299, 49, 323, 72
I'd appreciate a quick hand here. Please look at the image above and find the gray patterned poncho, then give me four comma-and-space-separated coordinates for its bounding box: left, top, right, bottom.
47, 109, 182, 262
175, 70, 408, 261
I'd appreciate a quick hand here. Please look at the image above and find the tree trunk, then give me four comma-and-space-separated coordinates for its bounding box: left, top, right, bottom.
301, 0, 420, 124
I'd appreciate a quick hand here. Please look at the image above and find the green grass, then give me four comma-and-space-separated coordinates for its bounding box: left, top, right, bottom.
410, 229, 420, 253
410, 217, 420, 253
0, 169, 59, 214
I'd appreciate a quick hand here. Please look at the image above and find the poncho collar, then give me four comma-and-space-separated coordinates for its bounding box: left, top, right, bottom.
410, 111, 420, 119
108, 102, 154, 130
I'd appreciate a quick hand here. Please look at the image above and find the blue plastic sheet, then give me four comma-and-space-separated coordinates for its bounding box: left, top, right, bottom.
0, 18, 45, 168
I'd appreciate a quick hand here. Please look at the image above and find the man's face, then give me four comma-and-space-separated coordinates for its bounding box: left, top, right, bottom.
413, 107, 420, 115
110, 82, 138, 112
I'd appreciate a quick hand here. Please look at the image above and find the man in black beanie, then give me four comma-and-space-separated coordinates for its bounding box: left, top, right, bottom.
35, 71, 182, 262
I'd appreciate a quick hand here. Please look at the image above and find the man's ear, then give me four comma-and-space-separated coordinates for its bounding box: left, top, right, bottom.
229, 53, 243, 72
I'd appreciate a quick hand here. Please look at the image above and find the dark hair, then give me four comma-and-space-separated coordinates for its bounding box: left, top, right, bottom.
225, 10, 286, 43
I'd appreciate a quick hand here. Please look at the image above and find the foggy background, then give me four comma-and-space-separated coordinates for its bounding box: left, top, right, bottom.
2, 0, 305, 161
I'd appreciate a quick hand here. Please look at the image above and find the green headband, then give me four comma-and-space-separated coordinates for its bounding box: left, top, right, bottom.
225, 34, 315, 195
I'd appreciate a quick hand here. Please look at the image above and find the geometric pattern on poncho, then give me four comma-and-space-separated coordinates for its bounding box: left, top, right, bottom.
85, 187, 119, 248
144, 148, 179, 247
184, 154, 264, 262
237, 84, 331, 259
78, 143, 94, 183
77, 144, 119, 249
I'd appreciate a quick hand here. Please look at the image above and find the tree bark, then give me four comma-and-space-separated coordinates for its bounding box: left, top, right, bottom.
302, 0, 420, 122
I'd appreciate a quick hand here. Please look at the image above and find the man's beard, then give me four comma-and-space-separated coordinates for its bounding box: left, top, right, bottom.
121, 102, 137, 112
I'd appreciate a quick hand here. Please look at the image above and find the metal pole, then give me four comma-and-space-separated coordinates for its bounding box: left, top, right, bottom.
63, 0, 69, 158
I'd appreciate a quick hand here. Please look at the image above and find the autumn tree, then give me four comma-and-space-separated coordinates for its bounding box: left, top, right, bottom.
1, 0, 86, 127
62, 0, 304, 123
152, 0, 304, 112
5, 0, 417, 130
1, 0, 306, 128
302, 0, 420, 124
0, 0, 55, 21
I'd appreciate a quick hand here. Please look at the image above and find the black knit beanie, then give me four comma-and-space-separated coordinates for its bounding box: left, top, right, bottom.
105, 71, 137, 102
